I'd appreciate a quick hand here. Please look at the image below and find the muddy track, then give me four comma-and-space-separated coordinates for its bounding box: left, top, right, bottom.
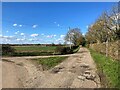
2, 47, 101, 88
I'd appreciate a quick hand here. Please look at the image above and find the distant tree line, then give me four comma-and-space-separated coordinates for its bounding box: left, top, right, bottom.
2, 44, 65, 46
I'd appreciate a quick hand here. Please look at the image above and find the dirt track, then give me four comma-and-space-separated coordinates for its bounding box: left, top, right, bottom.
2, 47, 101, 88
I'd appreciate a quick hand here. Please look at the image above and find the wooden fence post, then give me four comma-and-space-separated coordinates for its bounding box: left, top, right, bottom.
118, 40, 120, 60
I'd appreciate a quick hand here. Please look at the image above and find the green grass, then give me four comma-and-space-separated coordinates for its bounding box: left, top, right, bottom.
12, 46, 57, 52
10, 46, 57, 56
89, 49, 120, 88
10, 45, 79, 56
3, 45, 79, 56
31, 56, 68, 70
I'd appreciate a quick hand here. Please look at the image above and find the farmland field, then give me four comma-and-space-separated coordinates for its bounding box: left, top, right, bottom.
12, 46, 57, 52
9, 46, 58, 56
3, 45, 79, 56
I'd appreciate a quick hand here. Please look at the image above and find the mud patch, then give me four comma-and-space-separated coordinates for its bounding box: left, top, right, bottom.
2, 59, 15, 63
16, 62, 24, 66
50, 66, 64, 74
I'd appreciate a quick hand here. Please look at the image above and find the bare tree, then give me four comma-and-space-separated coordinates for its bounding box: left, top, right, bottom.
85, 5, 119, 57
65, 28, 82, 47
86, 5, 119, 43
100, 6, 120, 41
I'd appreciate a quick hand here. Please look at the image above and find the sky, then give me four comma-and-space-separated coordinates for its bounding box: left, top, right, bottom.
1, 2, 117, 44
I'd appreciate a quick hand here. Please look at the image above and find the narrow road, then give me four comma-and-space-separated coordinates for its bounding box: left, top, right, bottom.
1, 47, 101, 88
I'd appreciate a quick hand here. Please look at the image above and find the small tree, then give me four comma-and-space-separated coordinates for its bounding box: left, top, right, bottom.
78, 36, 86, 46
65, 28, 82, 46
51, 43, 55, 46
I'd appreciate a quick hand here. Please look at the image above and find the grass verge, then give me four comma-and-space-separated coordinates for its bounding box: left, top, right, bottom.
89, 48, 120, 88
31, 56, 68, 70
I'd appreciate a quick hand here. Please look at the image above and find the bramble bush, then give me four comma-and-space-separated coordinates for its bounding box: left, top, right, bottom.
2, 44, 15, 56
55, 46, 79, 55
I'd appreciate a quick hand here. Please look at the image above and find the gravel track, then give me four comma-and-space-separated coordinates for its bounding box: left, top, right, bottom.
2, 47, 101, 88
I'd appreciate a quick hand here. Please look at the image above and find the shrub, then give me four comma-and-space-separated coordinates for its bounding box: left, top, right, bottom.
55, 46, 64, 54
2, 44, 15, 56
71, 45, 79, 49
55, 46, 73, 55
65, 47, 74, 54
12, 51, 53, 56
89, 41, 119, 60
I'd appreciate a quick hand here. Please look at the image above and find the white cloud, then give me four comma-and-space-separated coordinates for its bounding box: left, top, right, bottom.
53, 34, 65, 44
20, 33, 25, 36
86, 25, 89, 29
15, 32, 18, 34
57, 24, 60, 27
19, 25, 22, 27
16, 38, 25, 41
46, 34, 56, 38
46, 35, 52, 38
16, 39, 20, 41
30, 34, 39, 37
60, 35, 65, 38
55, 38, 65, 44
29, 38, 40, 41
82, 33, 85, 36
54, 35, 56, 37
15, 31, 19, 34
13, 24, 23, 27
54, 22, 56, 24
21, 38, 25, 41
41, 33, 44, 35
6, 31, 9, 33
9, 36, 13, 38
0, 35, 14, 40
13, 24, 17, 27
29, 39, 33, 41
53, 22, 60, 27
32, 25, 38, 28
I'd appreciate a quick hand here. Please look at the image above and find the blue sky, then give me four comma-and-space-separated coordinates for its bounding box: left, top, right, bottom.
2, 2, 117, 44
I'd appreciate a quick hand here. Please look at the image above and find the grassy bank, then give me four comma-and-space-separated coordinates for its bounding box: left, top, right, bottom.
89, 49, 120, 88
31, 56, 68, 70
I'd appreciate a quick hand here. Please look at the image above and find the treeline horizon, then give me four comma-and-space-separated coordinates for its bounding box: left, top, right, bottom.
1, 43, 68, 46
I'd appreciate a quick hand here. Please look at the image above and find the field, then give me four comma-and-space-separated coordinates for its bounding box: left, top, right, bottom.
12, 46, 57, 52
2, 44, 79, 56
11, 45, 57, 56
